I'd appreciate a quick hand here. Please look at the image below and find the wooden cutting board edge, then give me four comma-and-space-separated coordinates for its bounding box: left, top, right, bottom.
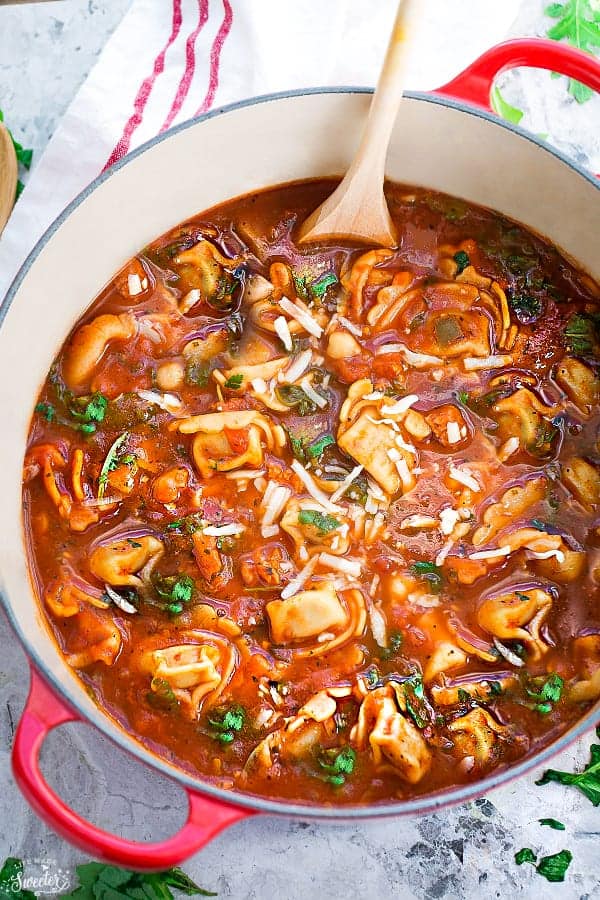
0, 122, 18, 236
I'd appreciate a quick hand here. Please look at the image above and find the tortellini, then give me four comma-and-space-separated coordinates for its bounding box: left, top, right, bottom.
89, 535, 164, 589
351, 685, 432, 784
139, 631, 237, 717
477, 587, 553, 661
177, 410, 285, 479
266, 587, 366, 658
447, 708, 518, 766
63, 313, 136, 391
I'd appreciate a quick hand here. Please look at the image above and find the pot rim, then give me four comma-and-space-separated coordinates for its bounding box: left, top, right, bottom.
2, 85, 599, 821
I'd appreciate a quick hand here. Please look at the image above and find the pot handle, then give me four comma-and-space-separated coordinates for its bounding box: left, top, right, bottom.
12, 667, 254, 870
435, 37, 600, 111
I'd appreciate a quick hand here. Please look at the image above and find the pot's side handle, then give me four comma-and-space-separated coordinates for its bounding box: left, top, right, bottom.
13, 667, 254, 870
434, 37, 600, 112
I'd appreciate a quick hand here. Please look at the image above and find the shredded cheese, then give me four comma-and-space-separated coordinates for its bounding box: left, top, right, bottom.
280, 349, 313, 384
446, 421, 461, 444
463, 355, 513, 371
376, 343, 443, 368
274, 315, 293, 352
300, 377, 327, 409
291, 460, 341, 511
128, 273, 143, 295
337, 315, 362, 337
448, 464, 481, 492
469, 546, 511, 561
251, 378, 268, 394
526, 549, 566, 563
400, 515, 438, 530
280, 555, 319, 599
329, 464, 364, 503
261, 524, 280, 539
439, 507, 460, 535
279, 297, 323, 337
380, 394, 419, 416
318, 552, 362, 578
137, 390, 182, 414
203, 523, 245, 536
261, 483, 292, 526
179, 288, 201, 313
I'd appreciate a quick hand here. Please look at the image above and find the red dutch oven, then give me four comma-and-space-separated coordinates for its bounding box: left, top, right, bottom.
1, 38, 599, 869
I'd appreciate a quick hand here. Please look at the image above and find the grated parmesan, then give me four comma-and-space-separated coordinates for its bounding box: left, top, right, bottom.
203, 523, 245, 536
179, 288, 201, 313
279, 297, 323, 337
446, 421, 461, 444
137, 390, 182, 414
463, 355, 512, 371
439, 507, 460, 536
128, 273, 144, 296
337, 316, 363, 337
291, 460, 341, 511
400, 515, 438, 530
380, 394, 419, 416
251, 377, 268, 394
274, 315, 293, 352
318, 552, 362, 578
329, 464, 364, 503
261, 483, 292, 526
280, 349, 313, 384
280, 555, 319, 599
469, 546, 511, 561
300, 377, 328, 409
448, 464, 481, 492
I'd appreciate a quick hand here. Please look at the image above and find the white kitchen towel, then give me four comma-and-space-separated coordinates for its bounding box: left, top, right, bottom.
0, 0, 522, 301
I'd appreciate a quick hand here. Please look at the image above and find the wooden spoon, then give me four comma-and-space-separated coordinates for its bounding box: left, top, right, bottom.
0, 123, 18, 236
298, 0, 417, 248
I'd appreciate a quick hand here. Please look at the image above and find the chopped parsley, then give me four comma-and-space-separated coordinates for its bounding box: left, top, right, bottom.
147, 677, 179, 711
208, 705, 245, 744
564, 312, 599, 356
306, 433, 335, 459
298, 509, 340, 534
409, 561, 443, 593
318, 746, 356, 785
539, 818, 566, 831
97, 431, 130, 499
185, 361, 210, 387
153, 574, 195, 614
514, 847, 573, 882
310, 272, 338, 299
34, 402, 55, 422
536, 726, 600, 805
515, 847, 537, 866
70, 391, 108, 425
48, 859, 215, 898
224, 373, 243, 390
525, 673, 563, 714
276, 383, 327, 416
509, 294, 543, 322
457, 390, 470, 406
453, 250, 470, 274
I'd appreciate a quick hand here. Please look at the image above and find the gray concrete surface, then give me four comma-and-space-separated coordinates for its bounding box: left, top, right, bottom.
1, 1, 599, 897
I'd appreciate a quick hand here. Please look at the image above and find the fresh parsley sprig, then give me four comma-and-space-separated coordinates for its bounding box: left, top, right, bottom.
536, 725, 600, 805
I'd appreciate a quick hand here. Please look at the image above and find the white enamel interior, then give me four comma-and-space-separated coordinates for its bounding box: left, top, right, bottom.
1, 90, 598, 816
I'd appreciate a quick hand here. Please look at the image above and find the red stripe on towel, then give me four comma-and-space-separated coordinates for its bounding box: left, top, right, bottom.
194, 0, 233, 115
160, 0, 209, 133
103, 0, 183, 170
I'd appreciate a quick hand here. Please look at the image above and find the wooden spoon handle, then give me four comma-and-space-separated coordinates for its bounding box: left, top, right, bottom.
350, 0, 418, 178
0, 123, 18, 236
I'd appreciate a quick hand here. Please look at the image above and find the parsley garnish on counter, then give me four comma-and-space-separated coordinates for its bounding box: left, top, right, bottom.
536, 725, 600, 805
515, 847, 573, 883
0, 858, 215, 899
539, 818, 566, 830
545, 0, 600, 103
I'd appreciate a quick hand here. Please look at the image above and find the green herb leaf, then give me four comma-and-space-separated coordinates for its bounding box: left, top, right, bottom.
536, 726, 600, 805
515, 847, 537, 866
154, 574, 195, 608
452, 250, 470, 275
34, 401, 55, 422
61, 862, 215, 899
491, 85, 524, 124
224, 374, 243, 390
509, 295, 543, 321
564, 312, 600, 356
539, 818, 566, 830
0, 858, 37, 900
318, 746, 356, 785
306, 433, 335, 459
298, 509, 340, 534
536, 849, 573, 883
208, 705, 245, 744
147, 677, 179, 712
310, 272, 338, 299
98, 431, 129, 499
409, 561, 443, 593
544, 0, 600, 104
